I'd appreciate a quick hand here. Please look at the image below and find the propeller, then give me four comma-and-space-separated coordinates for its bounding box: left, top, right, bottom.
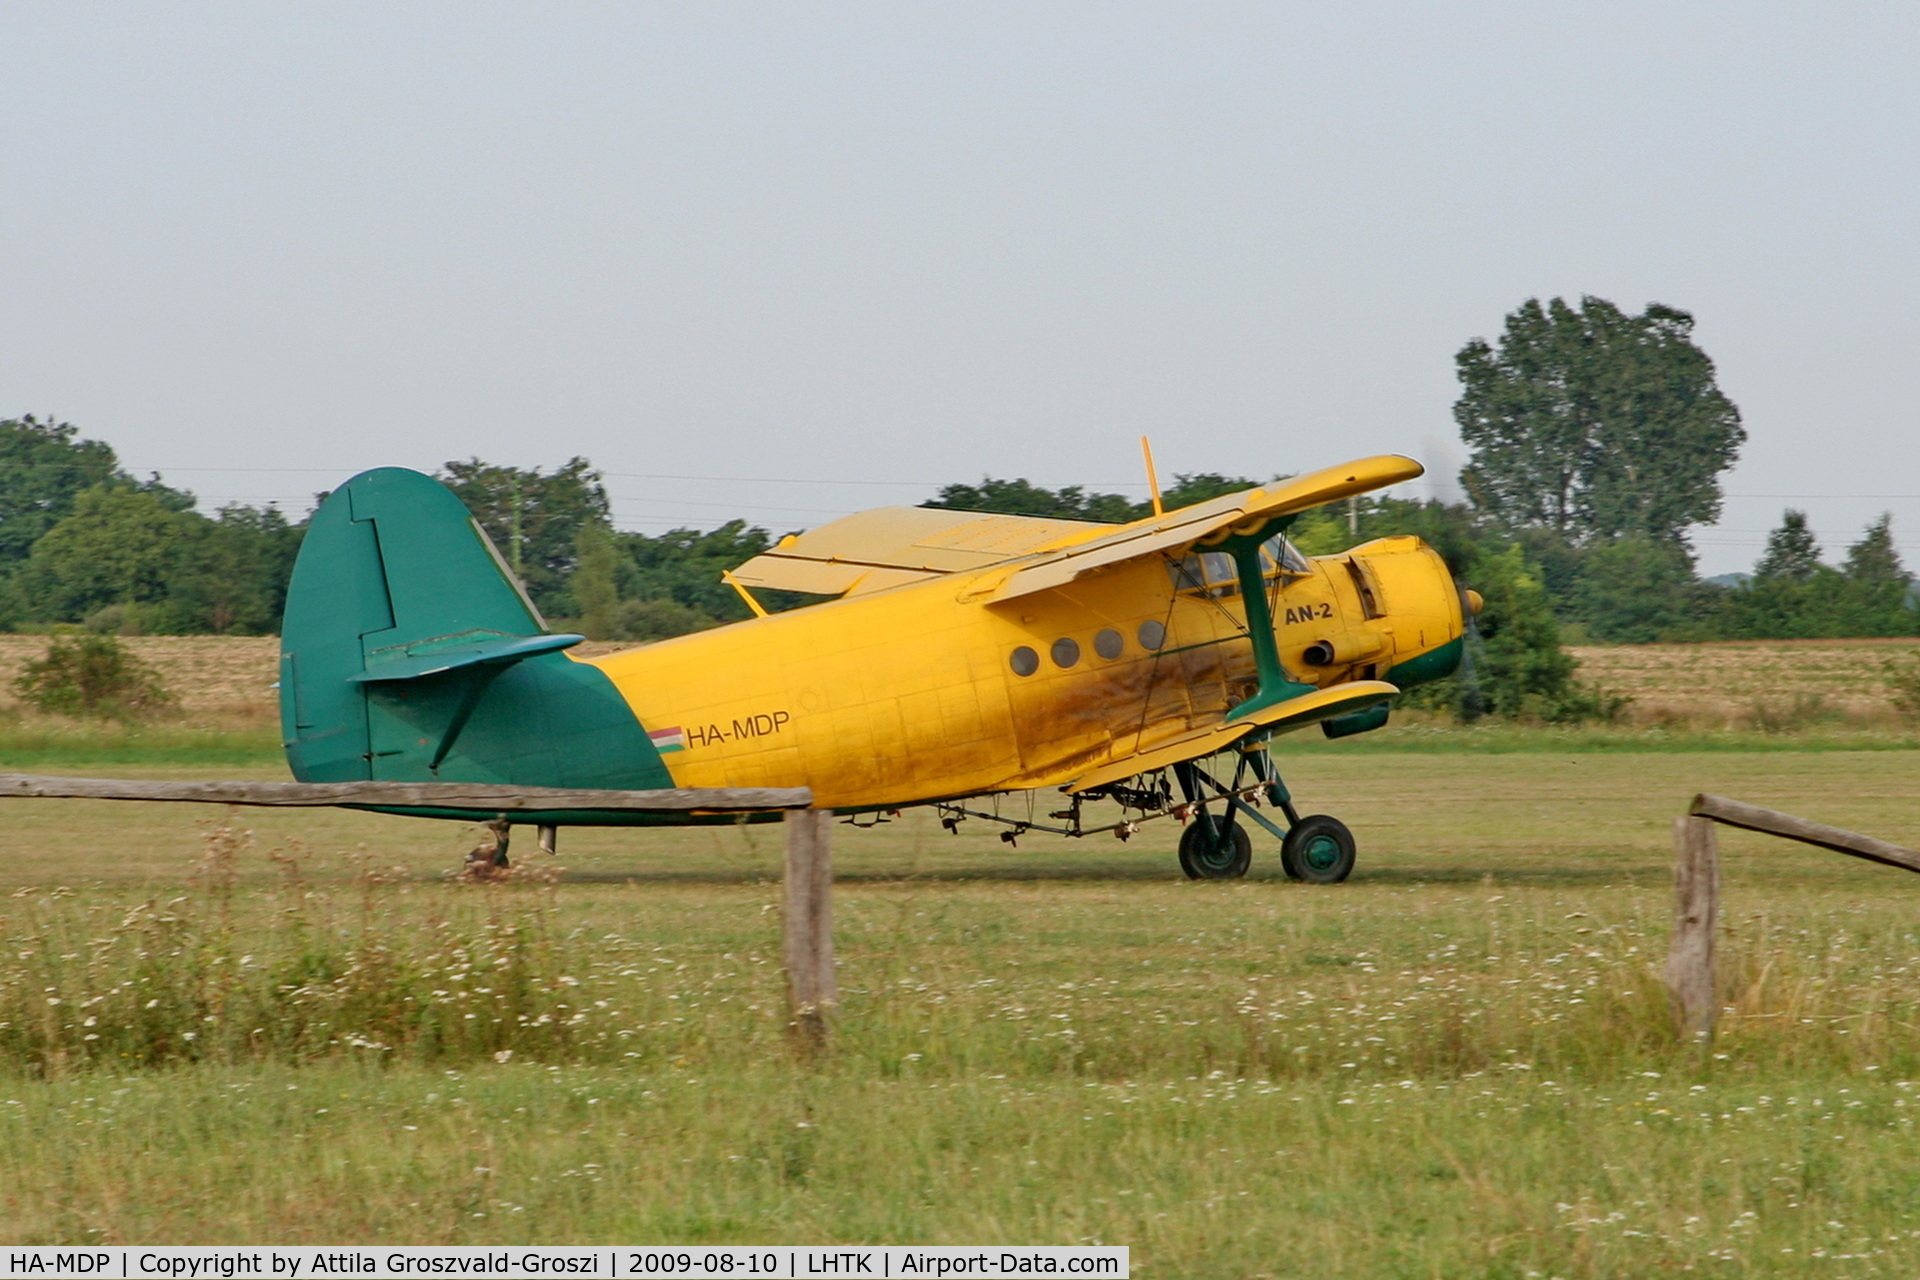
1457, 586, 1487, 723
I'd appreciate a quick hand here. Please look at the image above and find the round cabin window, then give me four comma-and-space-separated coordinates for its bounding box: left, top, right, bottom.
1010, 646, 1039, 676
1094, 628, 1124, 660
1050, 637, 1081, 669
1137, 620, 1167, 650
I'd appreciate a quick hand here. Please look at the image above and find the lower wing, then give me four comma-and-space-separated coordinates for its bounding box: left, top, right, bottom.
1064, 681, 1398, 794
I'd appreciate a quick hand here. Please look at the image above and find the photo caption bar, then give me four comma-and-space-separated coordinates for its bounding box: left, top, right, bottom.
2, 1246, 1127, 1280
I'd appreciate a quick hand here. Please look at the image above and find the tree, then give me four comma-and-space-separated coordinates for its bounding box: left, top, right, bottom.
1754, 509, 1824, 582
924, 478, 1138, 523
1720, 510, 1840, 639
14, 633, 173, 720
1573, 535, 1704, 643
8, 486, 199, 623
0, 416, 194, 568
1835, 514, 1916, 637
1456, 297, 1745, 546
1157, 472, 1262, 511
925, 472, 1263, 524
159, 504, 304, 634
1456, 544, 1611, 720
571, 522, 620, 639
620, 520, 787, 623
605, 598, 722, 643
437, 457, 612, 617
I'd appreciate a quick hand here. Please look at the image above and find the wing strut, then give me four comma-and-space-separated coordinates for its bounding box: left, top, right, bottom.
1212, 520, 1316, 722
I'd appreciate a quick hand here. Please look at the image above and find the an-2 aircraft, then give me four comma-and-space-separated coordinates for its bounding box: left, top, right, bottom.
279, 453, 1477, 881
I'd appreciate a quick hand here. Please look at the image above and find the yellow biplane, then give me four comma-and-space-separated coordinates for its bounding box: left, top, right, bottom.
279, 453, 1473, 881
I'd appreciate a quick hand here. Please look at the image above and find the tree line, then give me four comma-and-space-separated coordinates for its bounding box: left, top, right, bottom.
0, 296, 1907, 696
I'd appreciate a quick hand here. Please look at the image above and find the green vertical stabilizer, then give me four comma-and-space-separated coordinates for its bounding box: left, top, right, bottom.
280, 468, 670, 792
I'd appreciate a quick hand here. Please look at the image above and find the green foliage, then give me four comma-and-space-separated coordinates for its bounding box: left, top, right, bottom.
925, 477, 1139, 522
13, 633, 174, 720
160, 504, 304, 634
606, 598, 723, 643
1456, 296, 1744, 545
570, 522, 620, 640
1755, 508, 1823, 581
620, 520, 780, 624
1457, 544, 1614, 721
8, 486, 200, 622
926, 472, 1263, 524
0, 485, 297, 634
1156, 472, 1262, 510
1836, 514, 1917, 637
0, 416, 135, 566
438, 457, 611, 617
1716, 512, 1916, 640
1571, 535, 1703, 644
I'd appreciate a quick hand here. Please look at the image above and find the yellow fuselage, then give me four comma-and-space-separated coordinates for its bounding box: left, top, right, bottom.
583, 536, 1463, 810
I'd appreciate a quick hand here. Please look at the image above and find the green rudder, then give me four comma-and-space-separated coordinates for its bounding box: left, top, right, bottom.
279, 467, 671, 790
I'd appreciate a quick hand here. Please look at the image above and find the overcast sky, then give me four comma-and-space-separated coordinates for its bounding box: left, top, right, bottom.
1, 3, 1914, 575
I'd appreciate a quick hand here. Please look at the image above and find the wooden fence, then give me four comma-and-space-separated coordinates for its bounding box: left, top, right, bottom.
0, 773, 839, 1049
1665, 792, 1920, 1038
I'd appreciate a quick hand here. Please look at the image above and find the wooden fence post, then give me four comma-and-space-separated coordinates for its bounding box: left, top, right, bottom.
1665, 814, 1720, 1039
783, 808, 837, 1051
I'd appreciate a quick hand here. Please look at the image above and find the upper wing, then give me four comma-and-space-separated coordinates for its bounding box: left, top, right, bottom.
727, 453, 1422, 600
728, 506, 1111, 597
976, 455, 1423, 603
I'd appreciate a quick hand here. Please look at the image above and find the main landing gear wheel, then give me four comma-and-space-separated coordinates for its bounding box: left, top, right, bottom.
1281, 814, 1355, 884
1179, 815, 1252, 880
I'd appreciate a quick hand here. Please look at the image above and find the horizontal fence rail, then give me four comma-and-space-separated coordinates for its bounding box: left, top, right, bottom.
0, 773, 814, 814
1690, 793, 1920, 875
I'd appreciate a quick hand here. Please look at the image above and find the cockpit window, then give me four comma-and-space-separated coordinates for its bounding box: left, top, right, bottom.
1167, 552, 1239, 599
1263, 533, 1312, 575
1168, 534, 1311, 599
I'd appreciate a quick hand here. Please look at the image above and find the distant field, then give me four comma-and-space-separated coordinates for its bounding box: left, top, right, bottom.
0, 634, 279, 717
1571, 638, 1920, 728
0, 633, 1913, 734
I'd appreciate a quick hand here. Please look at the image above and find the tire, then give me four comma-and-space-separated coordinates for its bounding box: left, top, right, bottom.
1179, 814, 1252, 879
1281, 814, 1355, 884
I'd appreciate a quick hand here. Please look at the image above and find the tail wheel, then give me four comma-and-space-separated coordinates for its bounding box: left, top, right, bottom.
1179, 815, 1252, 880
1281, 815, 1355, 884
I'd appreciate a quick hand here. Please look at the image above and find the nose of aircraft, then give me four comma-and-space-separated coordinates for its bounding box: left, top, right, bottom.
1338, 536, 1469, 689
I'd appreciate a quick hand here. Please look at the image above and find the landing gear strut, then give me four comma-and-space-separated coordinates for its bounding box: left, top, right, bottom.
1172, 745, 1355, 883
463, 816, 512, 880
461, 818, 560, 880
932, 744, 1357, 883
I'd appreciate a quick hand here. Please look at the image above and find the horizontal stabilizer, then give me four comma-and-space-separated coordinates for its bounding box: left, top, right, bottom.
351, 631, 585, 684
1065, 681, 1399, 794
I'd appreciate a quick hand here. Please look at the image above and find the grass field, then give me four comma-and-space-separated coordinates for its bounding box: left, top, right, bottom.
2, 745, 1920, 1275
1, 634, 1918, 1271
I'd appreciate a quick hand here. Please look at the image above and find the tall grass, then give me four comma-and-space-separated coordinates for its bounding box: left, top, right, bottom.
9, 805, 1920, 1267
8, 823, 1920, 1084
